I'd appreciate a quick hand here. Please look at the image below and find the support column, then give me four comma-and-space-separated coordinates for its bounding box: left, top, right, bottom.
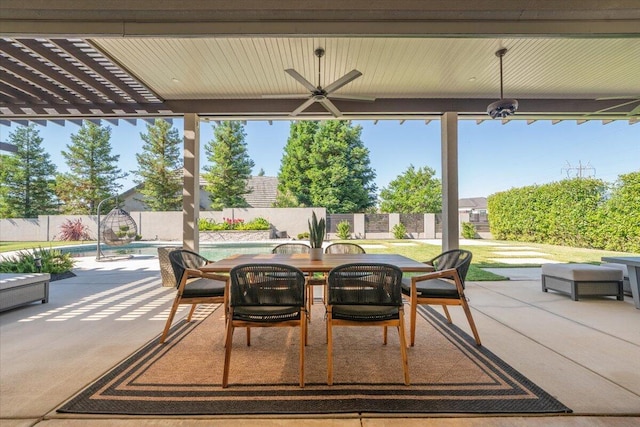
183, 113, 200, 252
441, 112, 460, 251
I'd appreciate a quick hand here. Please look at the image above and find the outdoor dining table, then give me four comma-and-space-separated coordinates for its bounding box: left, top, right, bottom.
601, 256, 640, 309
200, 253, 434, 274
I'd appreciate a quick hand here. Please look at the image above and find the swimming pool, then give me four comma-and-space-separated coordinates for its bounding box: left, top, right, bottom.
62, 242, 279, 260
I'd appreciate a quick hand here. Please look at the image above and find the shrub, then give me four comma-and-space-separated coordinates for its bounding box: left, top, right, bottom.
58, 218, 91, 241
236, 217, 271, 230
0, 247, 75, 274
462, 222, 477, 239
336, 220, 351, 239
392, 223, 407, 239
198, 217, 270, 231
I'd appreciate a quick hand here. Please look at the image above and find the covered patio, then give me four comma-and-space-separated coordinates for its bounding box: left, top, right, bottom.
1, 2, 639, 424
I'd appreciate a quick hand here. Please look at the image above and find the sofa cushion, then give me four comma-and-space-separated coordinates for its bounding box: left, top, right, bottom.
542, 264, 622, 282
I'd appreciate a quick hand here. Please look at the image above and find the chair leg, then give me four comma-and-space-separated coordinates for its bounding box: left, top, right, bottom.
383, 326, 388, 345
222, 321, 234, 388
442, 305, 452, 323
308, 282, 313, 322
187, 304, 197, 321
410, 295, 417, 347
300, 317, 306, 387
246, 327, 251, 346
327, 315, 333, 385
460, 299, 482, 346
159, 296, 181, 344
398, 314, 410, 385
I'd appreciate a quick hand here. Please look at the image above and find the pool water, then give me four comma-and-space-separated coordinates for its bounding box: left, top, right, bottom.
62, 242, 278, 260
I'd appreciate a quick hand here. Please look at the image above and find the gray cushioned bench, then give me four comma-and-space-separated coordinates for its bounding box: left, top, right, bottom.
0, 273, 51, 313
541, 264, 623, 301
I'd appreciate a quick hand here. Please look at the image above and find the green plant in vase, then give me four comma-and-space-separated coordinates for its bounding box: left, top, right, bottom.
308, 211, 326, 260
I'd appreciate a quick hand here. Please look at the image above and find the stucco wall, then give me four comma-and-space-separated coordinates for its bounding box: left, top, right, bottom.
0, 210, 490, 242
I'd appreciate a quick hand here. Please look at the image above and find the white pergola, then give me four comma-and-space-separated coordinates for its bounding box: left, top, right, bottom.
2, 1, 639, 251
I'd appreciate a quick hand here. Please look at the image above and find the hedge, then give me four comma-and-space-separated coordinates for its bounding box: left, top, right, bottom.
487, 172, 640, 252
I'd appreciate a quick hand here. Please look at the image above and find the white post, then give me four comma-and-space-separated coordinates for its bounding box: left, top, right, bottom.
183, 113, 200, 252
441, 112, 460, 251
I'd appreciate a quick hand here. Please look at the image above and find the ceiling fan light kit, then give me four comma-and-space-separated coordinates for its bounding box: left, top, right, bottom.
487, 48, 519, 119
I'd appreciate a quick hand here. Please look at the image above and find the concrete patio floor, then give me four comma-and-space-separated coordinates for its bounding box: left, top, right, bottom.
1, 255, 638, 426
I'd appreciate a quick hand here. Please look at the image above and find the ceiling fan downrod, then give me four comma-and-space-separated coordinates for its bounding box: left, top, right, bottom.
314, 47, 325, 90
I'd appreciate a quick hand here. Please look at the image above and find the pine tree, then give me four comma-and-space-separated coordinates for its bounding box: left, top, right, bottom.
55, 121, 126, 214
132, 119, 183, 211
202, 121, 255, 210
275, 121, 318, 207
307, 121, 377, 213
0, 125, 58, 218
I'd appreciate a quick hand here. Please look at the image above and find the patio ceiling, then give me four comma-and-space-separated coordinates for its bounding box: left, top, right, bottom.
1, 1, 640, 122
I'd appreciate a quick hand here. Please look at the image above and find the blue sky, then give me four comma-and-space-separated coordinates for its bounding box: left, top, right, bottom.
1, 119, 638, 199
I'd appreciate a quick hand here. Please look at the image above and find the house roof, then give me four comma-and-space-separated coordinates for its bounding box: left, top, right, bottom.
198, 176, 278, 209
459, 197, 488, 210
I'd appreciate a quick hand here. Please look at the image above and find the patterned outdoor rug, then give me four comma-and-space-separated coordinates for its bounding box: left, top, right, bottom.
58, 303, 571, 415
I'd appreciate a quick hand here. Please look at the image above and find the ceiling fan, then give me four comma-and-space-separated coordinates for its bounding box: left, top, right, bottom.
487, 48, 518, 119
263, 47, 375, 117
589, 96, 640, 116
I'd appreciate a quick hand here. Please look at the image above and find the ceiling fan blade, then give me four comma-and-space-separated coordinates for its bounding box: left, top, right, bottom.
290, 97, 316, 116
285, 69, 317, 92
329, 93, 376, 102
319, 98, 342, 117
262, 94, 311, 99
589, 99, 640, 115
323, 69, 362, 94
628, 103, 640, 116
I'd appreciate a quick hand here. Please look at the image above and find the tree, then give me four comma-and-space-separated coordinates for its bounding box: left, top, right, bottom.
55, 121, 126, 214
379, 165, 442, 213
598, 171, 640, 252
307, 121, 377, 213
202, 121, 255, 210
257, 168, 265, 176
132, 119, 183, 211
0, 125, 58, 218
275, 121, 318, 207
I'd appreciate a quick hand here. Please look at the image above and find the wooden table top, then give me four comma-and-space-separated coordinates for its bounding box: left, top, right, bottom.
201, 253, 433, 273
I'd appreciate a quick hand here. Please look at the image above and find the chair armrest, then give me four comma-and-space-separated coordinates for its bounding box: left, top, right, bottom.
200, 272, 229, 282
411, 267, 457, 283
184, 268, 204, 278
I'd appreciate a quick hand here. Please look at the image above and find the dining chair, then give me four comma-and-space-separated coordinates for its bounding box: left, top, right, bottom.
401, 249, 481, 347
324, 242, 366, 254
223, 263, 307, 388
272, 242, 322, 319
326, 263, 409, 385
160, 249, 229, 344
272, 243, 311, 254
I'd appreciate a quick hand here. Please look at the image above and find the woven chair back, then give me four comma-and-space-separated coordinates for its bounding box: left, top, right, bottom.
324, 243, 366, 254
229, 263, 306, 307
327, 263, 403, 306
430, 249, 473, 287
272, 243, 311, 254
168, 249, 208, 288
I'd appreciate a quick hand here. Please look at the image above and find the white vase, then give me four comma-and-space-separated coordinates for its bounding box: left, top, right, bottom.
310, 247, 323, 261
